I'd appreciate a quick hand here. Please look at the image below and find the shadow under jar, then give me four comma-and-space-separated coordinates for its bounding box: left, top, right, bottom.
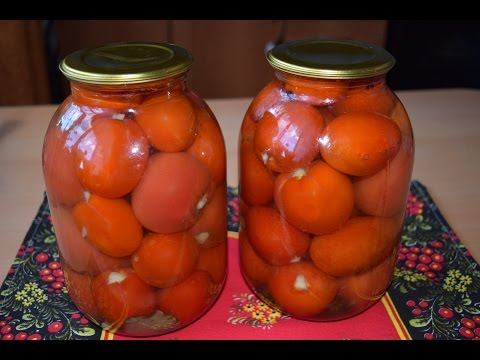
42, 42, 227, 336
238, 39, 414, 321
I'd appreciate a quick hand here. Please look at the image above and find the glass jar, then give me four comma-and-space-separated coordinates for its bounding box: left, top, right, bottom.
42, 42, 227, 336
238, 39, 414, 320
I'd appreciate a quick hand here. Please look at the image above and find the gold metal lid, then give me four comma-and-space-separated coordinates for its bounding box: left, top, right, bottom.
59, 42, 193, 85
267, 39, 395, 79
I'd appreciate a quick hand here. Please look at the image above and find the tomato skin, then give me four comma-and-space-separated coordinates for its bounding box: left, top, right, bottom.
254, 101, 325, 173
245, 206, 310, 266
131, 152, 211, 234
75, 118, 149, 198
267, 261, 338, 318
52, 206, 131, 274
136, 94, 198, 152
43, 126, 84, 206
63, 267, 102, 321
339, 246, 398, 308
156, 271, 215, 324
332, 79, 395, 116
274, 160, 354, 235
310, 216, 399, 277
239, 142, 275, 206
196, 241, 227, 285
190, 185, 227, 249
283, 74, 347, 106
239, 231, 274, 287
73, 195, 143, 258
71, 85, 143, 110
319, 112, 402, 176
187, 107, 226, 186
92, 268, 156, 326
354, 146, 413, 217
132, 232, 199, 288
248, 79, 287, 121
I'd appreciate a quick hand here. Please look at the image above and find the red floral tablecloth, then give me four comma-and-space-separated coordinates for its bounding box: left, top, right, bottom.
0, 181, 479, 340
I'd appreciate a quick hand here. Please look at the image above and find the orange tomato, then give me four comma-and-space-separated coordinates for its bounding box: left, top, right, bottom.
319, 112, 402, 176
52, 206, 131, 274
332, 79, 395, 116
239, 231, 273, 287
132, 232, 199, 288
340, 246, 398, 306
354, 146, 414, 216
92, 268, 156, 326
254, 102, 325, 173
274, 160, 354, 235
310, 216, 399, 277
187, 108, 226, 186
190, 185, 227, 249
73, 195, 143, 258
43, 127, 84, 206
196, 241, 227, 285
239, 142, 275, 206
135, 94, 198, 152
283, 73, 347, 106
156, 271, 215, 324
240, 112, 257, 144
72, 86, 143, 111
131, 152, 211, 233
75, 118, 149, 198
267, 261, 337, 318
248, 79, 287, 121
245, 206, 310, 265
63, 266, 102, 321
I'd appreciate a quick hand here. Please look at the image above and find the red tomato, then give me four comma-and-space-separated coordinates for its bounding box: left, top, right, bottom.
332, 79, 395, 116
239, 142, 276, 206
187, 108, 226, 186
63, 266, 102, 321
248, 79, 287, 121
240, 112, 257, 144
73, 195, 143, 258
274, 160, 354, 235
72, 85, 143, 110
43, 126, 84, 206
268, 262, 337, 318
239, 231, 274, 287
92, 268, 156, 327
135, 94, 198, 152
319, 112, 402, 176
283, 73, 347, 106
190, 185, 227, 249
131, 152, 211, 233
245, 206, 310, 265
196, 241, 227, 285
75, 118, 149, 198
52, 206, 131, 274
310, 216, 400, 277
340, 246, 398, 307
156, 271, 215, 324
353, 146, 414, 216
132, 232, 199, 288
254, 102, 325, 173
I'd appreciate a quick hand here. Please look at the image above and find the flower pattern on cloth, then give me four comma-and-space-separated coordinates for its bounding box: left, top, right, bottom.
227, 293, 289, 330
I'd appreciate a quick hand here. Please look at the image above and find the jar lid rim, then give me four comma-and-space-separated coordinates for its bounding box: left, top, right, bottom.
59, 42, 193, 85
266, 38, 395, 79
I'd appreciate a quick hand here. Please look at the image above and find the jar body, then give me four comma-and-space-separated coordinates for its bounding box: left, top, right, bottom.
43, 75, 227, 336
239, 71, 414, 320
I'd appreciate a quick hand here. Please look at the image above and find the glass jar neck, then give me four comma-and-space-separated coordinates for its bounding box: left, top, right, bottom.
274, 70, 388, 90
70, 73, 188, 96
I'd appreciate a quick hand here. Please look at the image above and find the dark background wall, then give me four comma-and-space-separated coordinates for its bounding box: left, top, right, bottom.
1, 20, 479, 105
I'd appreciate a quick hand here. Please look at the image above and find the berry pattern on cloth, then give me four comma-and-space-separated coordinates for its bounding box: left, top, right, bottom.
0, 181, 479, 340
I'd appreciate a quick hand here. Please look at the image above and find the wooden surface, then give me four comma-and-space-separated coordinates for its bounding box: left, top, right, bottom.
1, 89, 479, 283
